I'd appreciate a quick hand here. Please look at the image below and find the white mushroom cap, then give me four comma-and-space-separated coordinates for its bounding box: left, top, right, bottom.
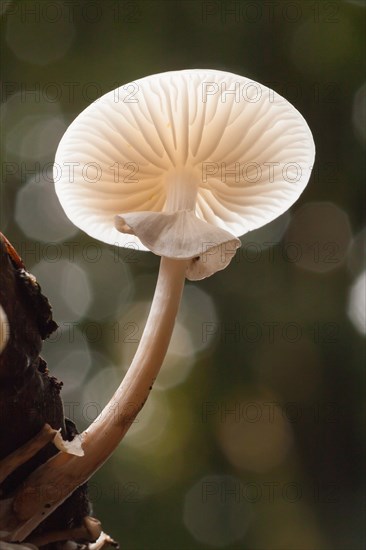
54, 69, 315, 279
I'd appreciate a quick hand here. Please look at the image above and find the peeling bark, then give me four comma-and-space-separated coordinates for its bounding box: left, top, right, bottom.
0, 234, 113, 549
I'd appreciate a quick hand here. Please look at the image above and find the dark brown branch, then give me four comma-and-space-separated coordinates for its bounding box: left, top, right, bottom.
0, 234, 117, 548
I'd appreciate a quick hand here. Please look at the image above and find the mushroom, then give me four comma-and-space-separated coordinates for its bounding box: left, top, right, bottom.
9, 69, 315, 539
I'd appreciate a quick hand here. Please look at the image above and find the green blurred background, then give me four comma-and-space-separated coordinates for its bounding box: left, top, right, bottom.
0, 1, 365, 548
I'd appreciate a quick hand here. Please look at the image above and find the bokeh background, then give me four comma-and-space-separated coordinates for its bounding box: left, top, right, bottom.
0, 1, 365, 548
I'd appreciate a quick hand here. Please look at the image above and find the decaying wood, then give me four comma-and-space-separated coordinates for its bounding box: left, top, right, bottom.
0, 425, 57, 485
0, 234, 118, 549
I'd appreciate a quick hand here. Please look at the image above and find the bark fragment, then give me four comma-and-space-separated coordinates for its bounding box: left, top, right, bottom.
0, 234, 102, 548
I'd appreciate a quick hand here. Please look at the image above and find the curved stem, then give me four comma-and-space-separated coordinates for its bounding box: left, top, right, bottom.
9, 257, 187, 541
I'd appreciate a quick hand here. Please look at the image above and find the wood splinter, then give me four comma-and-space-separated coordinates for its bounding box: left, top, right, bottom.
0, 424, 57, 485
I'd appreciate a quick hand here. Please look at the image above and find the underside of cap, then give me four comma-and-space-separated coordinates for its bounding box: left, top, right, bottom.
54, 68, 315, 250
115, 210, 241, 280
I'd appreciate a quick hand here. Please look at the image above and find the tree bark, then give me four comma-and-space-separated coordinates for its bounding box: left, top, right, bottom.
0, 234, 103, 548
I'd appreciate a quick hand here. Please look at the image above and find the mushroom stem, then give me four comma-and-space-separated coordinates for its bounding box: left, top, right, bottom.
9, 257, 187, 541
